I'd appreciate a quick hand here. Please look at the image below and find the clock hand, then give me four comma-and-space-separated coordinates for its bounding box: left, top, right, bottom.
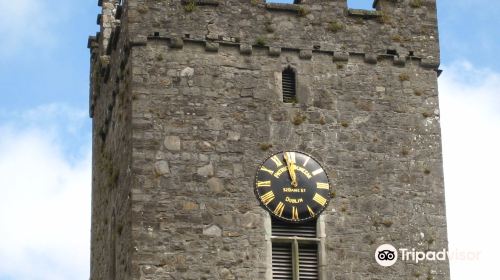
284, 152, 298, 188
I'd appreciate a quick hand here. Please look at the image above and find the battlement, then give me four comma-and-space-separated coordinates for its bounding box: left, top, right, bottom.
91, 0, 439, 62
134, 34, 440, 70
88, 0, 441, 119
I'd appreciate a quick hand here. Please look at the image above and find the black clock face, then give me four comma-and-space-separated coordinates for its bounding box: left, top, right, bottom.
254, 151, 332, 223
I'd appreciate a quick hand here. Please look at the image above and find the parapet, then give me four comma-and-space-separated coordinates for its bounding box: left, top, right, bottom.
137, 34, 440, 71
90, 0, 439, 62
123, 0, 439, 63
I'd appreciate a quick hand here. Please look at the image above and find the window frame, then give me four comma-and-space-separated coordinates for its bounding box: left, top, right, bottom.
281, 66, 297, 104
265, 214, 326, 280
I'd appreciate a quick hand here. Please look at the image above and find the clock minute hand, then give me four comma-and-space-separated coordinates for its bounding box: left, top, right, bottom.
284, 152, 298, 188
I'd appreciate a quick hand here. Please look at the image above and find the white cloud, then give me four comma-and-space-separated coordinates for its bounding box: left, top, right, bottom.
0, 104, 90, 163
439, 61, 500, 279
0, 0, 70, 58
11, 103, 88, 137
0, 104, 90, 280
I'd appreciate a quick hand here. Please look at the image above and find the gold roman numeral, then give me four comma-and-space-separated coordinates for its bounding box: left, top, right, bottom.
273, 201, 285, 217
292, 206, 299, 221
307, 205, 316, 217
286, 152, 296, 163
260, 166, 274, 175
257, 181, 271, 187
303, 156, 310, 167
260, 191, 275, 205
312, 168, 324, 176
316, 182, 330, 190
313, 193, 327, 206
271, 155, 283, 167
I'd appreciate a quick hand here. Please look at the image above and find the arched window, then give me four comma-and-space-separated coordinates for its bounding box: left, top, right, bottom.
282, 66, 297, 103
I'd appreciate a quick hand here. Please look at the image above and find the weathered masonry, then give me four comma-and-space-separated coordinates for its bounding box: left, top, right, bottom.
88, 0, 450, 279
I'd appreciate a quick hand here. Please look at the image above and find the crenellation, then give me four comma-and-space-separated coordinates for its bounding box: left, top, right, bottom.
98, 0, 122, 54
121, 0, 439, 62
137, 35, 439, 71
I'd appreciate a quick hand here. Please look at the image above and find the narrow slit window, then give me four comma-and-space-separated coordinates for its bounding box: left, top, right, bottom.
109, 211, 117, 280
282, 67, 296, 103
271, 218, 319, 280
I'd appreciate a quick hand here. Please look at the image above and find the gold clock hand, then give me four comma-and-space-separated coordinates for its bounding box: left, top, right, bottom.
290, 162, 298, 188
284, 152, 298, 188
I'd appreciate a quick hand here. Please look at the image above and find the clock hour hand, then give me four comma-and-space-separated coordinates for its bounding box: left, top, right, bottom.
284, 152, 298, 188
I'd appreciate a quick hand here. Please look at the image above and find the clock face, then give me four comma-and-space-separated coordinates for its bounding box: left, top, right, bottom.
254, 151, 332, 223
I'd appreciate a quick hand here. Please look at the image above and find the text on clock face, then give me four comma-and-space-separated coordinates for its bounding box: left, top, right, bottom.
254, 151, 332, 223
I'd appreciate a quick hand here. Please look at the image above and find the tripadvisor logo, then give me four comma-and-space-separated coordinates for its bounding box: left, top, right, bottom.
375, 244, 450, 267
375, 244, 398, 267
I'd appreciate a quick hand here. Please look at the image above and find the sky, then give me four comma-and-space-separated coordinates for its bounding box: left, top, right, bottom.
0, 0, 498, 279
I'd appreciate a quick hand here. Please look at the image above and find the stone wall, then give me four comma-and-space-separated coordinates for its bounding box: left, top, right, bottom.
89, 0, 450, 279
125, 0, 440, 64
89, 0, 134, 279
126, 39, 449, 279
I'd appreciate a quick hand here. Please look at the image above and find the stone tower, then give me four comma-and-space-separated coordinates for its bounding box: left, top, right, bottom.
88, 0, 450, 279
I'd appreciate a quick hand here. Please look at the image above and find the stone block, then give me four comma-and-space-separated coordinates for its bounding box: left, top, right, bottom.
364, 53, 378, 64
268, 47, 281, 57
164, 136, 181, 151
203, 224, 222, 237
180, 67, 194, 78
333, 51, 349, 62
197, 163, 214, 177
240, 44, 253, 55
207, 177, 224, 193
394, 56, 406, 66
154, 161, 170, 176
169, 37, 184, 49
205, 42, 219, 52
299, 49, 312, 60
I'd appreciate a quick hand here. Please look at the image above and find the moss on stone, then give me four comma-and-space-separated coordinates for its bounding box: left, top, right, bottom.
184, 0, 196, 12
399, 73, 410, 81
410, 0, 423, 8
327, 21, 343, 33
255, 37, 266, 47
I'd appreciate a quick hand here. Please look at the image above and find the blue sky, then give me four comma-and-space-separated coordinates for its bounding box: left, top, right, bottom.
0, 0, 499, 279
